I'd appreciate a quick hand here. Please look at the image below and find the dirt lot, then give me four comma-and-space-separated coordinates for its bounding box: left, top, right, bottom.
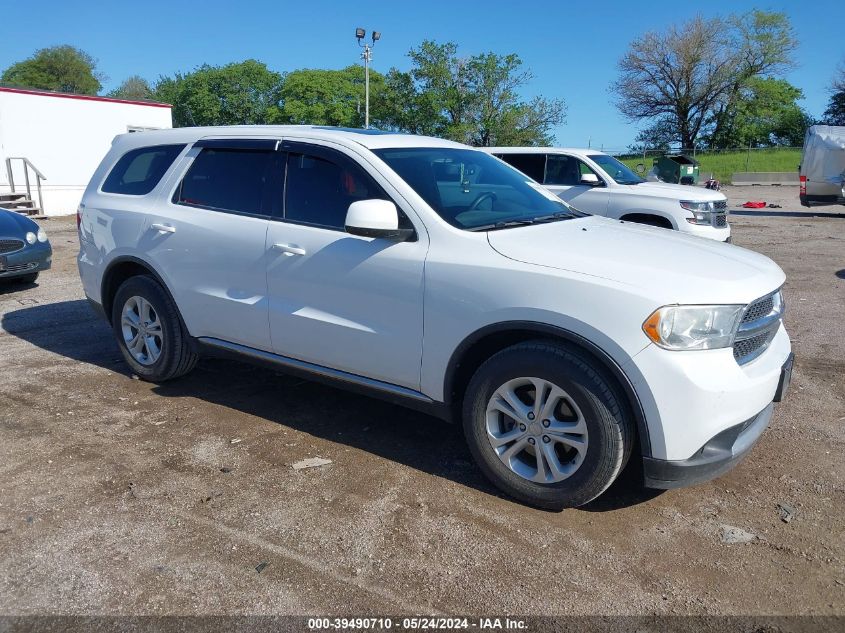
0, 196, 843, 620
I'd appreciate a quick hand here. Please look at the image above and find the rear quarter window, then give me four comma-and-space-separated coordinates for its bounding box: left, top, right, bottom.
101, 144, 185, 195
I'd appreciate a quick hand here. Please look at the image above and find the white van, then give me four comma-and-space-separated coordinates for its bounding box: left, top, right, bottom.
486, 147, 730, 242
799, 125, 845, 207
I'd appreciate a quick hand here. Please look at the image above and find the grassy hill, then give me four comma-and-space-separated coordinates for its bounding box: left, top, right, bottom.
618, 148, 802, 183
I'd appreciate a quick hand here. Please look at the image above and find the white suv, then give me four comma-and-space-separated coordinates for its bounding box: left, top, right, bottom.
486, 147, 730, 242
78, 126, 792, 508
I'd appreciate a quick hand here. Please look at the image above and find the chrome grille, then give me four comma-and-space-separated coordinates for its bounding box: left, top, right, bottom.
733, 330, 776, 361
714, 200, 727, 210
0, 239, 24, 255
733, 290, 783, 365
2, 262, 37, 273
713, 213, 728, 228
743, 296, 774, 323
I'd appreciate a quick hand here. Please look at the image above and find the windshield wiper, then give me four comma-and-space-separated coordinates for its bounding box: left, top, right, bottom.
532, 212, 575, 224
467, 219, 537, 232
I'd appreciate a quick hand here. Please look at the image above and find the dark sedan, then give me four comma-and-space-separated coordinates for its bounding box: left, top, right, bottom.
0, 207, 52, 284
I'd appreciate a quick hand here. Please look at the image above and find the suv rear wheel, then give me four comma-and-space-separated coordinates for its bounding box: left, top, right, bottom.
462, 341, 633, 509
111, 275, 197, 381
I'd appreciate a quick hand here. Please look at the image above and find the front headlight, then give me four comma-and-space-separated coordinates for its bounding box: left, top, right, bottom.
642, 304, 744, 350
681, 200, 714, 225
25, 231, 37, 245
37, 228, 48, 243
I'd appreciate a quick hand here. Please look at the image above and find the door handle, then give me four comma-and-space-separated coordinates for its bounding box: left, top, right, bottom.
151, 223, 176, 234
272, 243, 307, 256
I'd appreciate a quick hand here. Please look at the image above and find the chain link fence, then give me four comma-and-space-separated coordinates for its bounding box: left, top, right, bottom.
600, 146, 803, 183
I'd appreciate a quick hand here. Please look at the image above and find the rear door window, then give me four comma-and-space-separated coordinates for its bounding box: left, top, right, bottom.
544, 155, 600, 185
495, 153, 546, 182
101, 144, 185, 195
174, 148, 277, 217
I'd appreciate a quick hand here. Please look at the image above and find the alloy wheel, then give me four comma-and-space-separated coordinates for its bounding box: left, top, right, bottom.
485, 377, 588, 484
120, 296, 163, 366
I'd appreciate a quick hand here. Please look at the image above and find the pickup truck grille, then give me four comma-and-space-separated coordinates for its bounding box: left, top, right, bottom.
733, 291, 783, 365
712, 200, 728, 227
0, 239, 24, 255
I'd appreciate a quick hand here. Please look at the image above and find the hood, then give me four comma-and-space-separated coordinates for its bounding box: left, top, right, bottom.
0, 208, 36, 237
487, 216, 784, 305
627, 181, 726, 201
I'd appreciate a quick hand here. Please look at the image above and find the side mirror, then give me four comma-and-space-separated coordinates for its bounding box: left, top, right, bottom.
345, 199, 414, 241
636, 163, 645, 174
580, 173, 601, 186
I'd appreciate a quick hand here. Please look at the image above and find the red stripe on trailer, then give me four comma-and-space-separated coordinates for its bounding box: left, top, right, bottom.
0, 86, 172, 108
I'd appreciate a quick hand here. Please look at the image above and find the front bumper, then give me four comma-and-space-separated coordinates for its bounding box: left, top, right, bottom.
643, 402, 772, 488
0, 241, 52, 278
642, 351, 793, 489
628, 323, 791, 461
679, 221, 731, 242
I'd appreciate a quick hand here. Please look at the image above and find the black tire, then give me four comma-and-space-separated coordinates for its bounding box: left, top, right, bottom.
111, 275, 197, 382
15, 272, 38, 284
462, 341, 633, 509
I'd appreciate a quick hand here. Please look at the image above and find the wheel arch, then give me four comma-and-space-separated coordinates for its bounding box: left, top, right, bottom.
619, 212, 676, 229
443, 321, 651, 455
100, 255, 178, 326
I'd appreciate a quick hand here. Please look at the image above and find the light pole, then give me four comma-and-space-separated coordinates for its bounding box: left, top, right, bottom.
356, 27, 380, 129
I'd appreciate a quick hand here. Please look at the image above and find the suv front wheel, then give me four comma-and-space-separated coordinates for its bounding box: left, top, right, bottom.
462, 341, 633, 509
111, 275, 198, 382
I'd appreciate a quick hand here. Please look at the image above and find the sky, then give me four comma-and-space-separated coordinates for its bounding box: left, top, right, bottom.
1, 0, 842, 150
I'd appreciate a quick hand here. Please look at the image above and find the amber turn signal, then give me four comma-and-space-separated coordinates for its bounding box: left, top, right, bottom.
642, 309, 663, 344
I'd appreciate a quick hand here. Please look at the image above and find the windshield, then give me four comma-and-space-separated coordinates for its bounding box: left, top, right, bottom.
373, 147, 583, 231
588, 154, 644, 185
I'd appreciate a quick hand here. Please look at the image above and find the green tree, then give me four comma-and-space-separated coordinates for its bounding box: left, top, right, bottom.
822, 92, 845, 126
627, 117, 679, 153
108, 75, 154, 101
154, 60, 284, 127
1, 45, 104, 95
822, 60, 845, 126
464, 52, 565, 146
384, 41, 473, 141
378, 40, 565, 146
708, 78, 812, 147
373, 69, 441, 135
612, 11, 797, 149
278, 65, 383, 126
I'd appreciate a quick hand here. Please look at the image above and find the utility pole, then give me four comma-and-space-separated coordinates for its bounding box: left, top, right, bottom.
356, 28, 380, 129
745, 138, 753, 171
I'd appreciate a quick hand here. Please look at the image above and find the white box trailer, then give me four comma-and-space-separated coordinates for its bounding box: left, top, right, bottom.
799, 125, 845, 207
0, 86, 172, 216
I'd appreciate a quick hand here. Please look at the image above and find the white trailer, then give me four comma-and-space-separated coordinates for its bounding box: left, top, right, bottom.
0, 86, 172, 216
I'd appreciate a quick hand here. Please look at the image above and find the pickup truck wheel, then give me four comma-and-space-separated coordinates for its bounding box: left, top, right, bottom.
111, 275, 197, 382
462, 341, 632, 509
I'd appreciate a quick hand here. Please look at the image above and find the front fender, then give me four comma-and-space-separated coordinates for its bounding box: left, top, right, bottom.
440, 318, 660, 456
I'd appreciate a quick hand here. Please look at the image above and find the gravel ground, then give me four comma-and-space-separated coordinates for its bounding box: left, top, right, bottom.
723, 184, 844, 216
0, 206, 843, 619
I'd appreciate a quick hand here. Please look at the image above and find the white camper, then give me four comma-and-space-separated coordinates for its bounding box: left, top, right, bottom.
0, 86, 172, 216
800, 125, 845, 207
